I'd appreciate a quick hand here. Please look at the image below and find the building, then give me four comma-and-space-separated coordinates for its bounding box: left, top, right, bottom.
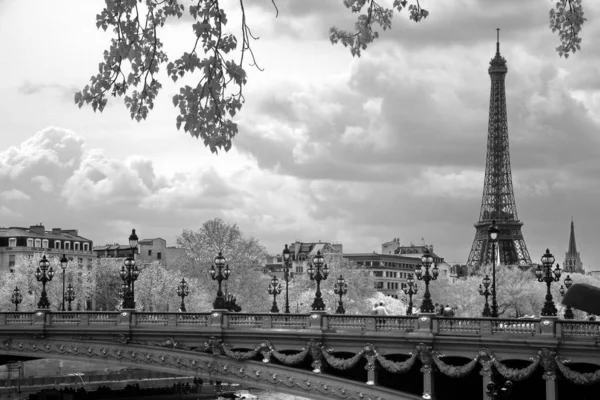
0, 224, 94, 271
93, 237, 185, 268
263, 241, 342, 279
564, 219, 584, 274
344, 243, 451, 299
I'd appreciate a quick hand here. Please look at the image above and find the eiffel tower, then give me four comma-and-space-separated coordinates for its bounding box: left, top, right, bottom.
466, 30, 532, 269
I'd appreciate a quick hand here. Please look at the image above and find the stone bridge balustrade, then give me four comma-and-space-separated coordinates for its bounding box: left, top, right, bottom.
1, 311, 600, 400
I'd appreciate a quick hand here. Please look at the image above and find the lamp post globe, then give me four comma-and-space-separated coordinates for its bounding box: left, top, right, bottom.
65, 284, 76, 311
120, 229, 140, 310
403, 275, 418, 316
35, 255, 55, 309
11, 286, 23, 312
538, 249, 561, 316
478, 274, 492, 317
282, 244, 292, 313
488, 220, 499, 318
268, 275, 282, 313
334, 275, 348, 314
177, 278, 190, 312
559, 274, 575, 319
308, 251, 329, 311
416, 248, 437, 313
210, 252, 230, 310
60, 254, 68, 312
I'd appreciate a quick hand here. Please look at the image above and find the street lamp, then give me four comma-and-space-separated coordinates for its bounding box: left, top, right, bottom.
307, 251, 329, 311
119, 230, 139, 310
478, 275, 493, 317
65, 284, 75, 311
209, 252, 230, 310
536, 249, 562, 316
11, 287, 23, 312
268, 276, 282, 313
403, 275, 418, 316
60, 254, 68, 311
334, 275, 348, 314
488, 220, 499, 318
282, 244, 292, 314
559, 275, 574, 319
34, 255, 55, 309
177, 278, 190, 312
415, 248, 438, 313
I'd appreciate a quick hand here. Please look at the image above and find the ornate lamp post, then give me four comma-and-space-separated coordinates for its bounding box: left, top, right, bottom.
209, 252, 230, 310
478, 275, 493, 317
415, 248, 438, 313
65, 284, 75, 311
403, 275, 418, 316
177, 278, 190, 312
120, 229, 140, 309
307, 251, 329, 311
536, 249, 562, 316
488, 220, 499, 318
60, 254, 68, 311
334, 275, 348, 314
11, 287, 23, 312
268, 276, 282, 313
282, 244, 292, 314
559, 275, 574, 320
34, 255, 55, 309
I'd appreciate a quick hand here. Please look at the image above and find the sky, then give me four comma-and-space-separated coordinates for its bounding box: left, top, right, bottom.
1, 0, 600, 269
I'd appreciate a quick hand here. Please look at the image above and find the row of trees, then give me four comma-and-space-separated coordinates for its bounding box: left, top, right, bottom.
3, 217, 597, 317
0, 218, 381, 314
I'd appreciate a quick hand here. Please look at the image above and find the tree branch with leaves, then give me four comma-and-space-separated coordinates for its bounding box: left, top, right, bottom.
77, 0, 586, 152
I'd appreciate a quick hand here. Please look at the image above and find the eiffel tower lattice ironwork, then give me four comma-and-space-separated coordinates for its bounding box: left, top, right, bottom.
466, 30, 532, 269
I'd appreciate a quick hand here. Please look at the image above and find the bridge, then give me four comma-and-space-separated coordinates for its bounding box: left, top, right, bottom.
1, 310, 599, 400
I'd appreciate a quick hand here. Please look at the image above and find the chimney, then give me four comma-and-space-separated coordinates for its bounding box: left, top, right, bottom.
29, 224, 45, 236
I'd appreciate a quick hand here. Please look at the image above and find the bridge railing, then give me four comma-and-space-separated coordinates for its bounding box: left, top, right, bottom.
0, 311, 598, 341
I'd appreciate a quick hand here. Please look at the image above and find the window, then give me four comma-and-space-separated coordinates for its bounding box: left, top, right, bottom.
375, 282, 383, 289
8, 238, 16, 247
35, 239, 41, 248
9, 255, 16, 272
83, 243, 89, 251
148, 250, 152, 256
55, 241, 61, 249
373, 271, 383, 277
27, 238, 33, 247
157, 252, 162, 260
64, 241, 71, 250
78, 258, 83, 265
295, 266, 303, 274
42, 239, 48, 248
74, 242, 80, 251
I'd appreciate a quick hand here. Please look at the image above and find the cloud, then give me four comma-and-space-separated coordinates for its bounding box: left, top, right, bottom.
18, 81, 79, 102
0, 189, 30, 201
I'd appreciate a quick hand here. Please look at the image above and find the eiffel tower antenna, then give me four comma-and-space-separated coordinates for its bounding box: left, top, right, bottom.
466, 30, 532, 269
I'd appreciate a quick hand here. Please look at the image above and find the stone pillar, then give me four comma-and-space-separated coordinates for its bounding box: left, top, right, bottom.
538, 348, 558, 400
417, 343, 436, 399
309, 311, 324, 329
364, 346, 378, 386
539, 316, 558, 337
479, 350, 493, 400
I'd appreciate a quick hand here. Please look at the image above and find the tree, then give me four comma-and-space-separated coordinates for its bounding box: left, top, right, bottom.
77, 0, 586, 152
0, 253, 95, 312
287, 249, 378, 315
174, 217, 269, 311
92, 258, 125, 311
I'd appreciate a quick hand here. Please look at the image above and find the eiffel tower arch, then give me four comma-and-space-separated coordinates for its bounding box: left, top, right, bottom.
466, 31, 532, 270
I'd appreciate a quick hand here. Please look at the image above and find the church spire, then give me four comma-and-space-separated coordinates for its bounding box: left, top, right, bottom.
564, 218, 583, 273
567, 218, 578, 256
